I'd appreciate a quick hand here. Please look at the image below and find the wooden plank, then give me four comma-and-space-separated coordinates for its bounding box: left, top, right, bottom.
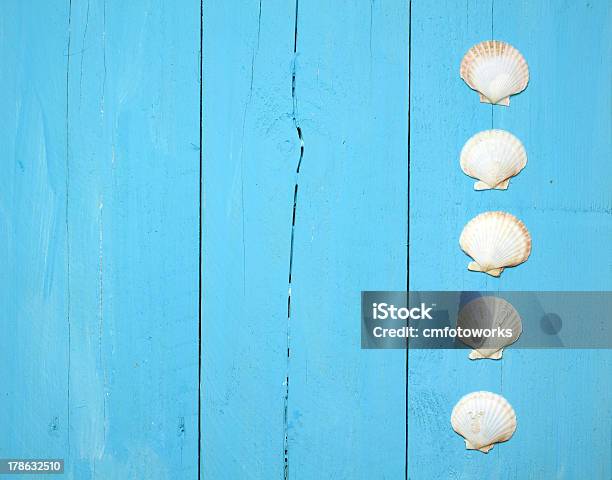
408, 0, 611, 478
407, 1, 499, 477
489, 1, 612, 477
0, 0, 70, 462
287, 1, 409, 478
200, 1, 298, 478
66, 1, 200, 477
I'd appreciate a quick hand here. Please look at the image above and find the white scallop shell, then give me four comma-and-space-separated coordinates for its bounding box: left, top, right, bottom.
457, 296, 522, 359
459, 211, 531, 277
451, 391, 517, 453
460, 129, 527, 190
460, 40, 529, 106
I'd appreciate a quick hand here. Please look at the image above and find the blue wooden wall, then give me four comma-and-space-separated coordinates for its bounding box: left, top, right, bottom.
1, 1, 610, 479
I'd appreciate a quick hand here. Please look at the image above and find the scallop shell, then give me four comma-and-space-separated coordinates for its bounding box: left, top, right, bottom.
459, 211, 531, 277
457, 296, 522, 359
460, 40, 529, 106
451, 391, 517, 453
460, 129, 527, 190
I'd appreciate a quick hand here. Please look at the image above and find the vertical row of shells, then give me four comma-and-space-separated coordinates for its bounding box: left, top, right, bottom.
450, 40, 530, 454
459, 41, 532, 277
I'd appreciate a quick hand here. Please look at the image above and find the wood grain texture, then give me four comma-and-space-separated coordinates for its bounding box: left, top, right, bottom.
287, 1, 408, 478
65, 1, 201, 477
1, 1, 200, 478
201, 1, 297, 478
408, 1, 611, 478
0, 0, 70, 465
408, 2, 501, 478
489, 1, 612, 478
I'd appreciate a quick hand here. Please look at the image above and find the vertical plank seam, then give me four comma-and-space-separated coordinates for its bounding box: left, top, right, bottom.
65, 0, 73, 458
285, 1, 303, 478
490, 4, 503, 475
198, 0, 203, 478
405, 2, 412, 479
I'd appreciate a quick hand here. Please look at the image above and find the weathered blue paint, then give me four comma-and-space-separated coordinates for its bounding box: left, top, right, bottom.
65, 1, 201, 478
202, 1, 409, 477
1, 1, 610, 479
0, 1, 70, 469
201, 1, 297, 478
286, 1, 409, 478
2, 1, 200, 478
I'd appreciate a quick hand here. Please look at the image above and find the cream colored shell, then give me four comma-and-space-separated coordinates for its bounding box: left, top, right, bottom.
460, 40, 529, 106
460, 129, 527, 190
451, 391, 517, 453
457, 296, 522, 359
459, 211, 531, 277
